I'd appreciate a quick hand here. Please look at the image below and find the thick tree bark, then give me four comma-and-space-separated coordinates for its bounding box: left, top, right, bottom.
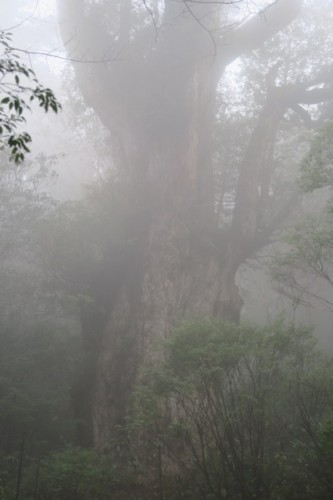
56, 0, 304, 448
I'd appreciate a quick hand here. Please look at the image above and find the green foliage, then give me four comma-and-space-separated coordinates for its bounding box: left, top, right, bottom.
0, 323, 79, 456
271, 211, 333, 307
320, 418, 333, 458
300, 121, 333, 192
132, 319, 333, 499
34, 447, 117, 500
0, 453, 17, 500
270, 196, 333, 309
0, 153, 59, 326
0, 30, 61, 164
271, 121, 333, 308
12, 446, 149, 500
0, 317, 81, 499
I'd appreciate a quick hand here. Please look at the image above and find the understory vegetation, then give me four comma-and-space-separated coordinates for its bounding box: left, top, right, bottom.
1, 320, 333, 499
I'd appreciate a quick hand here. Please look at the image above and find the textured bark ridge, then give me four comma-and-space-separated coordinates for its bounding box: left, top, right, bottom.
56, 0, 304, 449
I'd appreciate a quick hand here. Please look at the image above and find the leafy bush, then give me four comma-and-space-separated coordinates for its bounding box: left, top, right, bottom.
132, 319, 333, 499
0, 323, 79, 456
18, 446, 148, 500
35, 447, 117, 500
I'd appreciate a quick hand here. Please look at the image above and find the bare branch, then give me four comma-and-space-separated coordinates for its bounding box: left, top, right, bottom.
12, 47, 121, 64
183, 0, 217, 60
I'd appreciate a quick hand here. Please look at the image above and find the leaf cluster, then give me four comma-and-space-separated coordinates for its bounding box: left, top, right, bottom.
0, 30, 61, 164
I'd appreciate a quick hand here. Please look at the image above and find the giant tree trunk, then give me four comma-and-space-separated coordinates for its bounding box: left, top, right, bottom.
57, 0, 303, 449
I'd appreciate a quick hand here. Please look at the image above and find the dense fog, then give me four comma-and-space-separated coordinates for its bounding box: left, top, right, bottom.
1, 1, 333, 498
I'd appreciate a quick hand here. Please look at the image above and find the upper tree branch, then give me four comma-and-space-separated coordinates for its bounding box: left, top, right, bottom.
291, 105, 319, 129
229, 75, 333, 265
218, 0, 303, 71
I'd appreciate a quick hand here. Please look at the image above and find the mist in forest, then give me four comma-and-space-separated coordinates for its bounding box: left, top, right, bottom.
1, 1, 333, 498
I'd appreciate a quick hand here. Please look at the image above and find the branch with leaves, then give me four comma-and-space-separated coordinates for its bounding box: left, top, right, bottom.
271, 122, 333, 309
0, 30, 61, 164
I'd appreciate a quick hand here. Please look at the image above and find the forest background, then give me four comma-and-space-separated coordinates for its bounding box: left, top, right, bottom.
1, 1, 333, 498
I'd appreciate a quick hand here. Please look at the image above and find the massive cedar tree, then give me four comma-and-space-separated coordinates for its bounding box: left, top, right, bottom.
56, 0, 333, 448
